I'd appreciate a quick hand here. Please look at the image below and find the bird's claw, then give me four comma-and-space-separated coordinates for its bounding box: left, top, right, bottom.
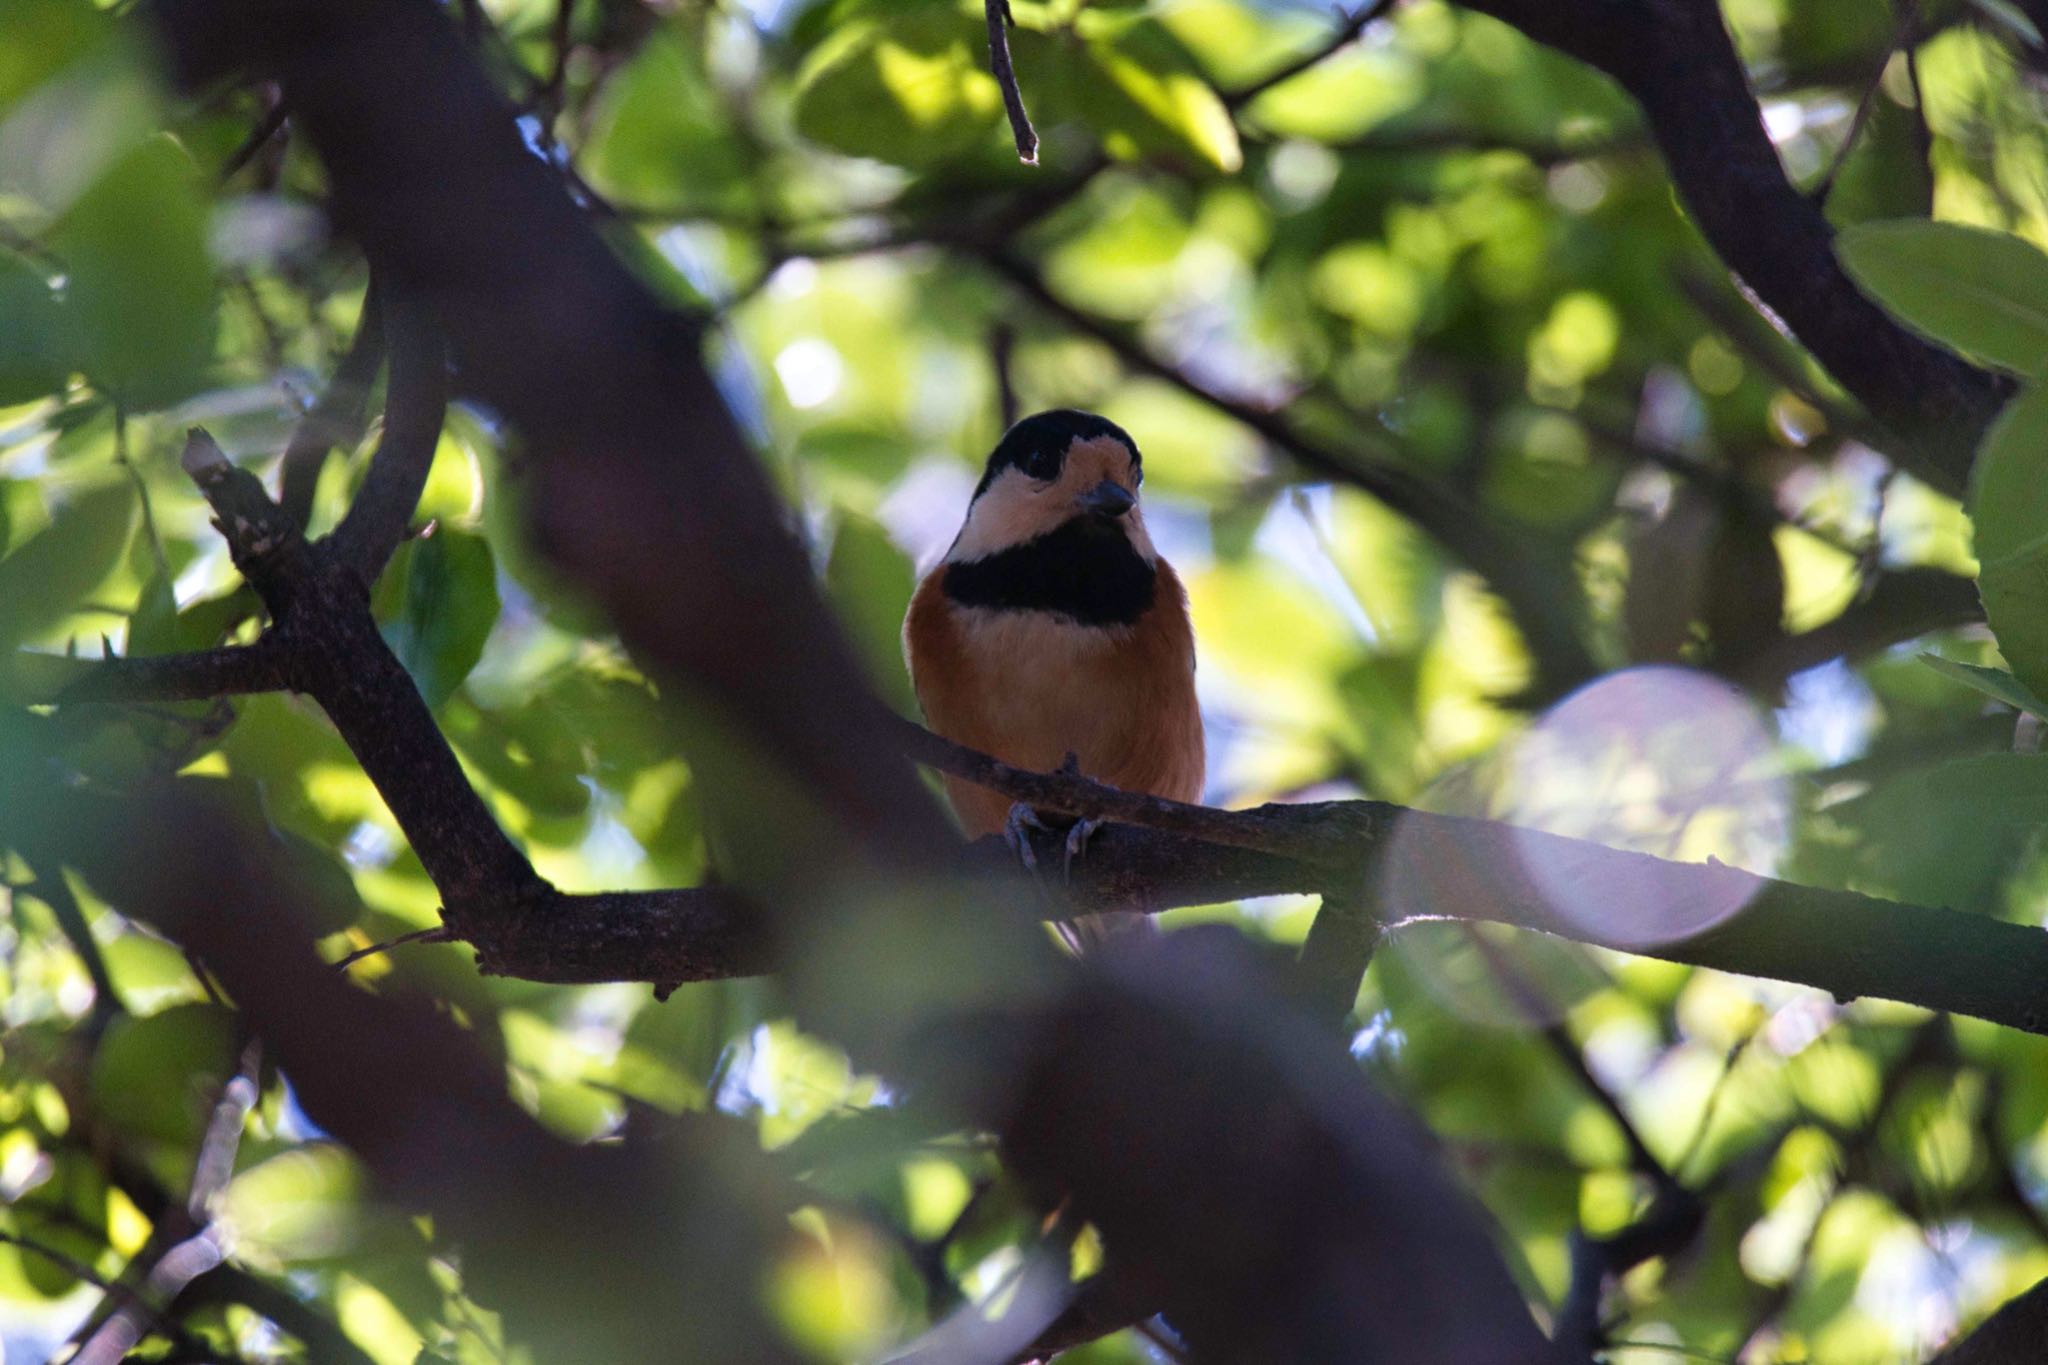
1061, 817, 1100, 884
1004, 802, 1053, 872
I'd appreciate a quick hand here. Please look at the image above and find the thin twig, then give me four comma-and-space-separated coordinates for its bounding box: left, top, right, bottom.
332, 924, 455, 970
984, 0, 1038, 165
1225, 0, 1398, 111
219, 96, 290, 182
1811, 0, 1922, 204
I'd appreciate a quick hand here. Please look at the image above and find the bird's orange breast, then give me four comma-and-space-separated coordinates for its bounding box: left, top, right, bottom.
903, 559, 1204, 837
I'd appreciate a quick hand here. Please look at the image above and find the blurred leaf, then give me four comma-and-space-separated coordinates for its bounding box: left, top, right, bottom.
88, 1002, 236, 1148
1917, 653, 2048, 718
1971, 384, 2048, 696
1837, 220, 2048, 376
793, 12, 1003, 168
1848, 753, 2048, 908
1032, 19, 1242, 173
219, 1144, 365, 1265
0, 482, 134, 651
0, 0, 109, 108
1824, 91, 1934, 227
824, 513, 916, 712
1967, 0, 2044, 47
0, 249, 71, 404
50, 135, 218, 408
583, 24, 748, 209
382, 528, 500, 710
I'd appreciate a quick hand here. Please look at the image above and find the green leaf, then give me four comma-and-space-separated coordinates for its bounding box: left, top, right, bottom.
0, 483, 134, 652
1036, 17, 1242, 173
1917, 653, 2048, 718
0, 0, 109, 109
1848, 753, 2048, 908
792, 13, 1004, 168
823, 513, 916, 712
1837, 220, 2048, 376
583, 25, 748, 209
0, 249, 71, 405
89, 1003, 237, 1147
50, 135, 217, 409
1970, 384, 2048, 695
382, 528, 501, 710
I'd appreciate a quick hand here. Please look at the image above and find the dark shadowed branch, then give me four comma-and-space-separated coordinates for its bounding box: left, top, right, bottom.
0, 763, 802, 1364
1932, 1275, 2048, 1364
1454, 0, 2009, 491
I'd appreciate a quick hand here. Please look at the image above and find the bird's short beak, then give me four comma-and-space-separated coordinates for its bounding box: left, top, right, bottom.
1078, 480, 1136, 519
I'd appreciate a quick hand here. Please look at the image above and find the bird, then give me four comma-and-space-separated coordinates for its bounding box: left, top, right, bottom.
902, 409, 1203, 944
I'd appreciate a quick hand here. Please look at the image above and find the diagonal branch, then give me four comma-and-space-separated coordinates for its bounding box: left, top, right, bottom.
1454, 0, 2009, 492
328, 288, 448, 579
277, 278, 384, 530
1224, 0, 1399, 111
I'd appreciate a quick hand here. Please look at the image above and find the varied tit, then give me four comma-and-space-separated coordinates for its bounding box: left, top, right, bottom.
903, 410, 1203, 941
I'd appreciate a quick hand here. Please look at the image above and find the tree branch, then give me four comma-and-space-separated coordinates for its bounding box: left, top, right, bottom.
35, 521, 2048, 1037
277, 277, 383, 530
984, 0, 1037, 165
1932, 1275, 2048, 1365
1453, 0, 2009, 491
1224, 0, 1398, 111
327, 288, 447, 580
9, 640, 287, 704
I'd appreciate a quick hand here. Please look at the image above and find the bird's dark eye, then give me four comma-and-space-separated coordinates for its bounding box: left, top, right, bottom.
1019, 446, 1061, 481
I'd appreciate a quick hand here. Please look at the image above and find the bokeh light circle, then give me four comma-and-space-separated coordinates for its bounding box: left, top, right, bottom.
1501, 665, 1789, 949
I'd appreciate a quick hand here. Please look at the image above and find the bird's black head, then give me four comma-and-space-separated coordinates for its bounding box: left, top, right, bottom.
942, 409, 1158, 625
973, 409, 1142, 499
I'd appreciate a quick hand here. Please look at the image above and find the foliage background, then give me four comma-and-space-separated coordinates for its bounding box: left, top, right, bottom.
3, 0, 2048, 1360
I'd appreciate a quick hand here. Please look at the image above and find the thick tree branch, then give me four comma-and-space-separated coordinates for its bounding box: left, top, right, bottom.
1454, 0, 2009, 491
1725, 565, 1982, 688
1932, 1275, 2048, 1365
37, 521, 2048, 1036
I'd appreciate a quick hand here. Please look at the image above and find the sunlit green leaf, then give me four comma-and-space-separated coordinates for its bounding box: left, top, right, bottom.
1917, 653, 2048, 718
50, 135, 218, 408
0, 482, 133, 652
793, 12, 1003, 168
1971, 384, 2048, 695
1838, 220, 2048, 376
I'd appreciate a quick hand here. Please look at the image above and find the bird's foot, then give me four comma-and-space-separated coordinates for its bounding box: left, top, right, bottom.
1061, 817, 1100, 884
1003, 802, 1054, 873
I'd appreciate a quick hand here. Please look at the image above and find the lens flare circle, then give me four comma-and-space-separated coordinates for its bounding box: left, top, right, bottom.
1504, 665, 1788, 949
